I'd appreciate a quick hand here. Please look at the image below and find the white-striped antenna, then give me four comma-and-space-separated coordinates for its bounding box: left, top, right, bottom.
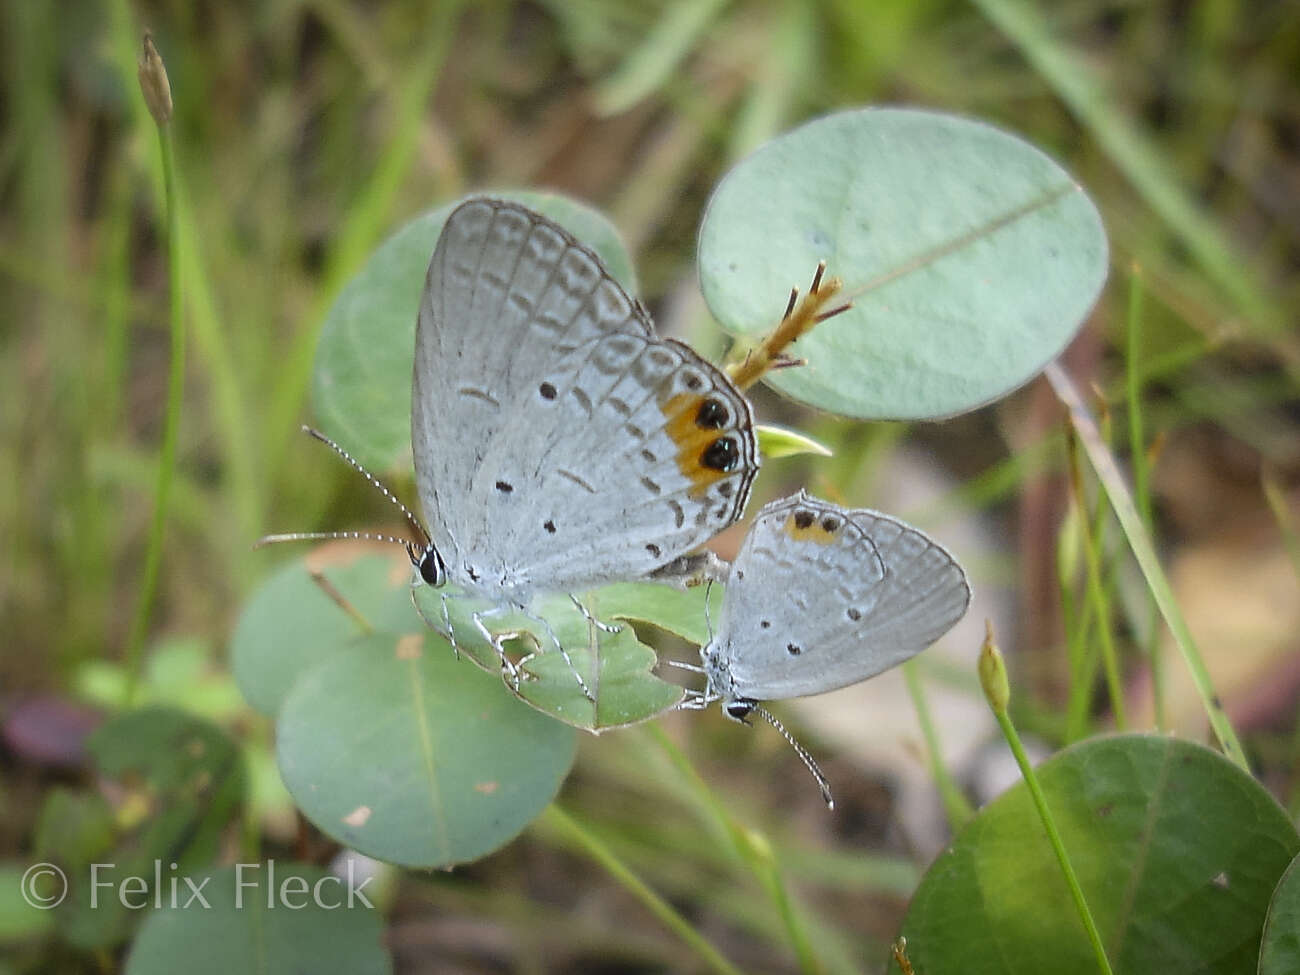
750, 703, 834, 808
255, 427, 440, 583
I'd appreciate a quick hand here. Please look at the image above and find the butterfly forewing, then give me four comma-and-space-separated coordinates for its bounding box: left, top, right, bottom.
412, 197, 758, 600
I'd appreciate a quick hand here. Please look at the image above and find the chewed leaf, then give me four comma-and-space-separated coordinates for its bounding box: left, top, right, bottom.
699, 107, 1108, 420
313, 191, 638, 473
413, 584, 687, 731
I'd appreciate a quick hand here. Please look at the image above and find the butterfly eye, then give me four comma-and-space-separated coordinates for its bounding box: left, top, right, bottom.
725, 700, 755, 723
418, 548, 446, 587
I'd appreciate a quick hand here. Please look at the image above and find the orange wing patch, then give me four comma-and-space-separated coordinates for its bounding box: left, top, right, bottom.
782, 507, 843, 545
660, 392, 742, 497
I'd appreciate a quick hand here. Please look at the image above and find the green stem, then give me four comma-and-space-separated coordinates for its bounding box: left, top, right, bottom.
1046, 362, 1248, 770
542, 805, 743, 975
124, 45, 182, 706
1125, 266, 1164, 728
902, 660, 973, 829
644, 726, 823, 973
993, 706, 1114, 975
1067, 431, 1127, 730
980, 633, 1113, 975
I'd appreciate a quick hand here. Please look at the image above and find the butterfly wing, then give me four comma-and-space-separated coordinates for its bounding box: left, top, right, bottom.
412, 197, 758, 596
712, 492, 970, 701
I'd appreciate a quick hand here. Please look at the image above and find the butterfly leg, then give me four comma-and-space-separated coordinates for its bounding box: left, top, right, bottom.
568, 594, 620, 634
471, 606, 524, 689
520, 607, 596, 704
408, 579, 458, 656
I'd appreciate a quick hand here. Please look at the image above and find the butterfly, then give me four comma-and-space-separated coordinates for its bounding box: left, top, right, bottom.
681, 491, 971, 806
263, 197, 760, 698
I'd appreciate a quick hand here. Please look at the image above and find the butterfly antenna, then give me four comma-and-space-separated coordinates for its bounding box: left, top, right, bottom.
300, 426, 430, 547
751, 703, 834, 809
255, 529, 423, 567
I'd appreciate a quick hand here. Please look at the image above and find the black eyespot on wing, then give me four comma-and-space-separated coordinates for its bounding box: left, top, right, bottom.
539, 381, 557, 400
701, 437, 739, 471
495, 480, 513, 493
793, 510, 815, 529
786, 643, 802, 656
760, 620, 770, 629
646, 543, 661, 558
685, 373, 703, 391
543, 520, 556, 534
846, 607, 861, 621
821, 516, 840, 532
695, 398, 729, 429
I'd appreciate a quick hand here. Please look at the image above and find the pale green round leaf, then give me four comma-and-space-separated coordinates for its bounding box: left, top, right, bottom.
1260, 853, 1300, 975
125, 865, 390, 975
313, 190, 638, 472
893, 734, 1299, 975
276, 631, 577, 868
233, 547, 414, 717
699, 107, 1108, 419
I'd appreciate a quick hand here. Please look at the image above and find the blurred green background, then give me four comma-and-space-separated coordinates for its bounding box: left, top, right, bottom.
2, 0, 1298, 971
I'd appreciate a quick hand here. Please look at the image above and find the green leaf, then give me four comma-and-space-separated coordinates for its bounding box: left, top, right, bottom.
232, 548, 414, 717
699, 107, 1108, 419
76, 638, 245, 722
36, 709, 245, 949
893, 734, 1299, 974
124, 865, 391, 975
0, 864, 56, 943
312, 190, 638, 472
755, 423, 833, 459
413, 584, 688, 730
1260, 853, 1300, 975
275, 631, 577, 868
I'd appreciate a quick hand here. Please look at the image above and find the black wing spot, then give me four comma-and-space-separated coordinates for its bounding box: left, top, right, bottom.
736, 569, 744, 581
640, 476, 661, 496
646, 543, 661, 558
684, 372, 703, 391
544, 520, 556, 534
695, 398, 729, 429
666, 499, 685, 529
846, 607, 861, 621
539, 381, 557, 400
495, 480, 513, 493
760, 619, 770, 629
701, 437, 739, 471
821, 516, 840, 533
793, 509, 815, 529
717, 481, 733, 498
640, 448, 656, 463
571, 386, 593, 413
786, 642, 802, 656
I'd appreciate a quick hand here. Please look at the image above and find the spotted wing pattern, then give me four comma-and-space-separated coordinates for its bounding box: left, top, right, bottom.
412, 197, 758, 602
706, 492, 970, 702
